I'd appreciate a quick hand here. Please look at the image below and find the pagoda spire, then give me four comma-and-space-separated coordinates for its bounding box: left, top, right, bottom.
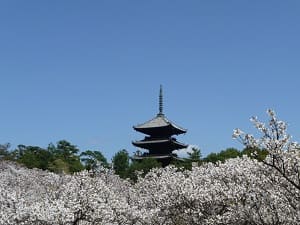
158, 85, 164, 116
132, 85, 188, 167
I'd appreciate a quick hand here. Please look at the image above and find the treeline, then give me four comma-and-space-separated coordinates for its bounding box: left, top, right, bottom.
0, 140, 267, 180
0, 140, 107, 174
203, 147, 268, 163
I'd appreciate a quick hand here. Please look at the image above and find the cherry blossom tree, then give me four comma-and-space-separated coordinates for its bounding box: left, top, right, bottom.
1, 109, 300, 224
233, 110, 300, 189
233, 109, 300, 224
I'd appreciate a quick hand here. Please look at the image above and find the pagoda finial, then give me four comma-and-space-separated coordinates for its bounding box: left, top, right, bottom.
158, 85, 164, 116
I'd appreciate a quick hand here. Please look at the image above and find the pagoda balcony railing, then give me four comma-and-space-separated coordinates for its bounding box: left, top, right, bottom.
136, 152, 178, 157
143, 136, 177, 141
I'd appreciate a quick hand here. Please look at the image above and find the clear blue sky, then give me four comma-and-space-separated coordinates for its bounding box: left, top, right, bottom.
1, 1, 300, 160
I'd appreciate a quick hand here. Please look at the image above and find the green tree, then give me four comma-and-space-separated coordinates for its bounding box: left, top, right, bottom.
203, 152, 219, 164
80, 150, 109, 170
171, 158, 193, 170
48, 140, 84, 173
17, 146, 51, 170
112, 149, 129, 178
172, 147, 203, 170
12, 145, 52, 170
0, 143, 11, 160
203, 148, 241, 163
127, 158, 161, 181
11, 144, 26, 160
241, 147, 268, 161
48, 158, 70, 174
53, 140, 79, 160
187, 147, 202, 166
218, 148, 241, 162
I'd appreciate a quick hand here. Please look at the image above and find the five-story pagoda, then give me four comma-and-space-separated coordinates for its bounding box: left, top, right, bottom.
132, 85, 188, 166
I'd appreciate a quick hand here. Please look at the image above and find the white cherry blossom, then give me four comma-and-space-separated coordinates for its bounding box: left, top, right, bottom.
0, 109, 299, 224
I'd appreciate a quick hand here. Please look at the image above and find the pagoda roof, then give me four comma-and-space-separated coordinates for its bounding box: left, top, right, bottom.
133, 85, 187, 136
133, 114, 187, 136
132, 137, 188, 150
132, 154, 173, 159
131, 154, 186, 161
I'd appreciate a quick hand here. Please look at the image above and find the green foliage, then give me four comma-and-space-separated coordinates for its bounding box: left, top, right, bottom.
51, 140, 79, 160
48, 140, 84, 173
1, 139, 266, 178
0, 143, 11, 160
48, 158, 70, 174
171, 159, 193, 170
202, 147, 268, 165
203, 148, 241, 163
219, 148, 241, 161
187, 147, 202, 162
241, 147, 268, 161
112, 151, 162, 181
16, 146, 52, 170
0, 140, 109, 174
203, 152, 219, 164
172, 147, 202, 170
127, 158, 162, 181
112, 149, 130, 178
5, 140, 84, 173
80, 150, 109, 170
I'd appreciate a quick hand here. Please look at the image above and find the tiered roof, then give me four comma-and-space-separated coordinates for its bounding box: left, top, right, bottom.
133, 114, 187, 136
132, 85, 188, 166
132, 137, 188, 151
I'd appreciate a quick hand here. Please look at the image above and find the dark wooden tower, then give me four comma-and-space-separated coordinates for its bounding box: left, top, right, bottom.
132, 85, 187, 166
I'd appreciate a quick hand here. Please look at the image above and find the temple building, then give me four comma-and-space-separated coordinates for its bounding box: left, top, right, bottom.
132, 85, 188, 166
